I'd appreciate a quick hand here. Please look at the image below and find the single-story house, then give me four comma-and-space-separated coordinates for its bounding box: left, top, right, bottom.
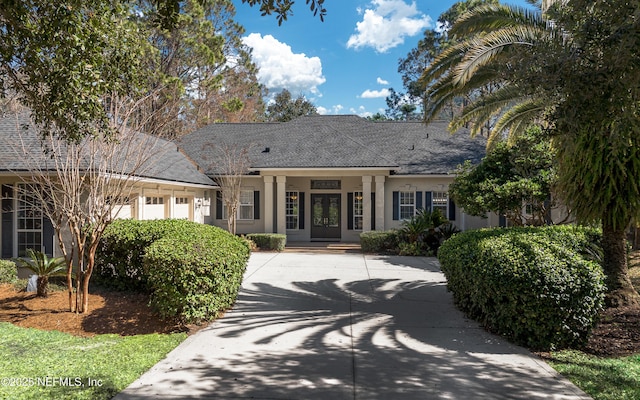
179, 115, 497, 242
0, 113, 496, 257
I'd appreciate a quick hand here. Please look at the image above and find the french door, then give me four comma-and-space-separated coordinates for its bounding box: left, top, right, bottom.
310, 194, 341, 240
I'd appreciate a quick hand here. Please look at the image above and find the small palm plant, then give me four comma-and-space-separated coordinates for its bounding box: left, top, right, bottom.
14, 249, 66, 297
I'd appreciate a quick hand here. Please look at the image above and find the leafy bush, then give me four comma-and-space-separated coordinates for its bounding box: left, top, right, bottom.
438, 225, 605, 350
245, 233, 286, 251
360, 230, 400, 253
96, 219, 188, 291
0, 260, 17, 284
144, 223, 249, 324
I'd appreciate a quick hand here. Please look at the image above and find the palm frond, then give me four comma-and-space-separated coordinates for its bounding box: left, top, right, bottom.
454, 25, 544, 86
453, 4, 547, 37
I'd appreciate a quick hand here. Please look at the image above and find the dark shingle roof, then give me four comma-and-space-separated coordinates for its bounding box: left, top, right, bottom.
0, 113, 214, 186
179, 115, 486, 175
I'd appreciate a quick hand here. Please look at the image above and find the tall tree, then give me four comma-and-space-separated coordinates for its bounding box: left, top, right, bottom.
420, 0, 640, 307
136, 0, 266, 137
449, 126, 560, 226
0, 1, 150, 142
265, 89, 317, 122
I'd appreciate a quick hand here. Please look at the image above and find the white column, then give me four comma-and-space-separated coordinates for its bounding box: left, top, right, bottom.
375, 176, 386, 231
137, 191, 145, 220
276, 176, 286, 234
263, 176, 274, 233
362, 176, 372, 232
169, 191, 175, 219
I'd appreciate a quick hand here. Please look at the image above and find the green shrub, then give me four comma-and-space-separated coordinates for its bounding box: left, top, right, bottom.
95, 219, 189, 291
360, 230, 400, 253
438, 225, 605, 350
144, 224, 249, 324
0, 260, 17, 284
245, 233, 286, 251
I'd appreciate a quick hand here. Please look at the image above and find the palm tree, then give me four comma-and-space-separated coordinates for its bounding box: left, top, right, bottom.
421, 0, 640, 307
14, 249, 66, 298
420, 1, 562, 146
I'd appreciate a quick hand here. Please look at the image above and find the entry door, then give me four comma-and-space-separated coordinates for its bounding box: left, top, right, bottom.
311, 194, 341, 240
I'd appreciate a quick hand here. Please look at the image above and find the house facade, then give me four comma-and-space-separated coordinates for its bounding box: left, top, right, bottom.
0, 114, 496, 257
179, 115, 497, 242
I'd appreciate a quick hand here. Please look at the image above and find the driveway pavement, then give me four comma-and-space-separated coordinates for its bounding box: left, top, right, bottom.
115, 252, 591, 399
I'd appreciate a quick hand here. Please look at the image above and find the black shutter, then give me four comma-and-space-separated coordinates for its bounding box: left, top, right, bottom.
299, 192, 305, 230
499, 214, 507, 227
347, 193, 353, 230
2, 185, 13, 258
392, 191, 399, 220
449, 198, 456, 221
371, 192, 376, 230
43, 217, 54, 257
253, 191, 260, 220
416, 191, 423, 210
425, 191, 433, 212
215, 191, 223, 219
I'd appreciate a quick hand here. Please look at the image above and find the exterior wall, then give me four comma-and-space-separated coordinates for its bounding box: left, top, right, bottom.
0, 176, 212, 259
206, 172, 493, 242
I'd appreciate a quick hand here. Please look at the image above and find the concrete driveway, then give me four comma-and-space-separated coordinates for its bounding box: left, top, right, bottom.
115, 252, 590, 399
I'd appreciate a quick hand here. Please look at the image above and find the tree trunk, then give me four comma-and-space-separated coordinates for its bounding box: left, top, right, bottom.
602, 223, 640, 308
36, 276, 48, 298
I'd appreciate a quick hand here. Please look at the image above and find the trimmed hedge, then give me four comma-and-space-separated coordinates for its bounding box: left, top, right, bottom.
0, 260, 17, 284
96, 219, 250, 324
144, 224, 249, 324
438, 225, 605, 350
95, 219, 181, 291
245, 233, 286, 251
360, 230, 400, 253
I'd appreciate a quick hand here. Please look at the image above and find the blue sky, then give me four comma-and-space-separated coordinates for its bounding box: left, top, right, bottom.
234, 0, 531, 117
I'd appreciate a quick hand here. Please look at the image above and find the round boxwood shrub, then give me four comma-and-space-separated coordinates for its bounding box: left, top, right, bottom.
438, 225, 605, 350
144, 223, 249, 324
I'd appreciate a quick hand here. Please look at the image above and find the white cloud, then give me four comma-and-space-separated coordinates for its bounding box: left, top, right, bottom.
347, 0, 432, 53
317, 104, 344, 115
360, 88, 391, 98
242, 33, 326, 94
377, 77, 389, 85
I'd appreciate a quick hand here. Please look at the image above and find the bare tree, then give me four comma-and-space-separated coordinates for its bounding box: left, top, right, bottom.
8, 92, 169, 313
205, 144, 252, 235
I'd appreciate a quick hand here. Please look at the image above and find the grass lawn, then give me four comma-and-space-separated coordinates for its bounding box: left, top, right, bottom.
546, 351, 640, 400
0, 322, 186, 399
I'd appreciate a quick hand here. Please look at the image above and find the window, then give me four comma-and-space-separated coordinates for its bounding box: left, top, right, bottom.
432, 192, 448, 216
223, 190, 254, 220
286, 191, 299, 230
16, 184, 42, 257
146, 196, 164, 205
238, 190, 254, 220
399, 191, 415, 220
175, 197, 189, 204
353, 191, 363, 230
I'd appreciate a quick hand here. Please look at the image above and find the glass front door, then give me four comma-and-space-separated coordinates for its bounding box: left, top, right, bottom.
311, 194, 341, 240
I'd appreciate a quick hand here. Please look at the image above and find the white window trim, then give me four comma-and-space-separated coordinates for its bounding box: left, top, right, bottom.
354, 191, 364, 231
286, 191, 299, 230
222, 189, 255, 221
15, 183, 43, 257
432, 191, 448, 217
399, 191, 416, 220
